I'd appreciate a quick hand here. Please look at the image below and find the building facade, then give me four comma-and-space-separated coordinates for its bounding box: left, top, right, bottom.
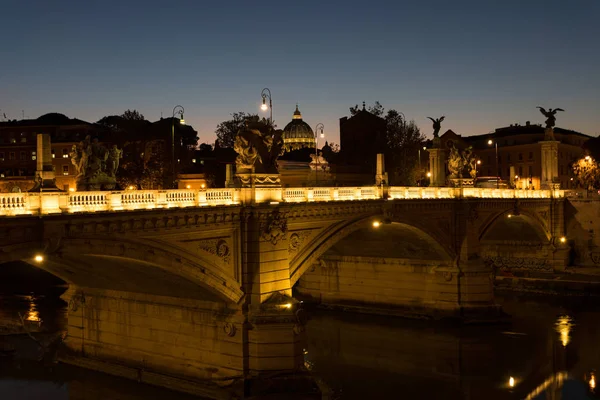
0, 113, 109, 192
338, 105, 387, 173
439, 122, 591, 189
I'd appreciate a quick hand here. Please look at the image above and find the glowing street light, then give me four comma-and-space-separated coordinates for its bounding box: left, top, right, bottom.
418, 146, 427, 186
488, 139, 499, 188
314, 123, 325, 185
260, 88, 273, 126
509, 376, 515, 388
172, 105, 185, 189
34, 254, 44, 263
372, 221, 381, 228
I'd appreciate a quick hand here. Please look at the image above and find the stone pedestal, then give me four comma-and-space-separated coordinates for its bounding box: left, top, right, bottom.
29, 133, 60, 192
540, 130, 559, 189
428, 148, 446, 187
375, 153, 388, 186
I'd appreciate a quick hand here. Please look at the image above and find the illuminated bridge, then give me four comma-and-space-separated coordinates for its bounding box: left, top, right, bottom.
0, 185, 570, 398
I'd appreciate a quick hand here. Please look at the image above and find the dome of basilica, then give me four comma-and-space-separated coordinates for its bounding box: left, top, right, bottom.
282, 105, 315, 151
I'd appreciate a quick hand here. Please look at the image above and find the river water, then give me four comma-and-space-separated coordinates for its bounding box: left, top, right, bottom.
1, 288, 599, 399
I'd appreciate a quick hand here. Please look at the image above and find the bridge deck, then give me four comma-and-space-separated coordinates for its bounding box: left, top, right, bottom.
0, 186, 564, 216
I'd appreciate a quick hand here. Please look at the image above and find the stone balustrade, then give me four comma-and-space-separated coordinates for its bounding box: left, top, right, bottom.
0, 186, 565, 216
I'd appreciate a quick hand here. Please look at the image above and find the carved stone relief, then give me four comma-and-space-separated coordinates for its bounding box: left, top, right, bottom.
260, 210, 288, 245
197, 238, 231, 264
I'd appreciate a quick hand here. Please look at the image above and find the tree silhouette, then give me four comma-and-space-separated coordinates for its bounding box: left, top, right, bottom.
349, 101, 385, 117
215, 112, 272, 148
121, 109, 145, 121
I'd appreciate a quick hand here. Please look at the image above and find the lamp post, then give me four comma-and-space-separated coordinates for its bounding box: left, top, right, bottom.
475, 159, 481, 178
171, 105, 185, 189
260, 88, 273, 127
488, 139, 499, 188
314, 123, 324, 185
418, 146, 426, 186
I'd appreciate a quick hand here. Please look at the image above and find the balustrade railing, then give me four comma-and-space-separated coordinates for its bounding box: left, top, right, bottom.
0, 185, 565, 216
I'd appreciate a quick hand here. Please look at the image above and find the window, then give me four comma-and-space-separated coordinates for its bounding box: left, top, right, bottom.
487, 156, 491, 164
559, 165, 564, 174
10, 138, 16, 144
507, 154, 511, 162
498, 155, 502, 164
20, 137, 26, 143
62, 165, 69, 176
51, 150, 55, 159
528, 152, 533, 160
31, 151, 36, 161
518, 153, 523, 161
507, 167, 510, 176
62, 148, 69, 158
9, 152, 15, 160
487, 168, 491, 175
19, 151, 26, 161
0, 152, 4, 161
519, 166, 523, 176
529, 166, 533, 177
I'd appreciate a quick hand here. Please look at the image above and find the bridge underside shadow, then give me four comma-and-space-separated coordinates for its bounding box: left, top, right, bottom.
24, 254, 247, 399
480, 212, 569, 276
295, 222, 467, 318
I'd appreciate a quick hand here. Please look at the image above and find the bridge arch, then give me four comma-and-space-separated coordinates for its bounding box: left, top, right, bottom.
1, 237, 242, 304
479, 209, 550, 243
289, 213, 454, 286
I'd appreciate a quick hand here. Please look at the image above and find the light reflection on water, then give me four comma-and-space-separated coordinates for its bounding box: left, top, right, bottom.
1, 292, 600, 399
554, 314, 574, 347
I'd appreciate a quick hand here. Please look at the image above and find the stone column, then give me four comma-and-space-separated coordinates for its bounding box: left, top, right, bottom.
454, 202, 499, 320
29, 133, 59, 192
539, 130, 560, 189
428, 148, 446, 187
241, 207, 305, 381
375, 153, 388, 186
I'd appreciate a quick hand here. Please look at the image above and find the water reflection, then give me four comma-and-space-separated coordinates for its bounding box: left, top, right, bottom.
588, 371, 596, 392
523, 371, 568, 400
554, 315, 574, 347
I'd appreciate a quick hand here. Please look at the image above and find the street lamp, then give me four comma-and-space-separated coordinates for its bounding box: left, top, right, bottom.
418, 146, 426, 186
475, 159, 481, 178
488, 139, 499, 188
172, 105, 185, 189
314, 123, 325, 185
260, 88, 273, 126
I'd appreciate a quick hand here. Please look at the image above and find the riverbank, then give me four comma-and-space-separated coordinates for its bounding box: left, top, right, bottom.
495, 267, 600, 296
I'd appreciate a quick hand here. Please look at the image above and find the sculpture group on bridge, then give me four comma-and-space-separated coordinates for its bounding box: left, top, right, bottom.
70, 135, 123, 191
447, 144, 477, 180
234, 118, 284, 175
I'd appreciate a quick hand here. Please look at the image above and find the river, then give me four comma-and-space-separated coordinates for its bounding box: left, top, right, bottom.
1, 287, 599, 399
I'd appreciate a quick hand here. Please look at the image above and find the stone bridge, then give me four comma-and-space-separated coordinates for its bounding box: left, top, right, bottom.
0, 185, 568, 398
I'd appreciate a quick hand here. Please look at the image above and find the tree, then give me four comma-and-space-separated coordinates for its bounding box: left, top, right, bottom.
199, 143, 213, 152
349, 101, 385, 117
385, 109, 426, 185
121, 109, 145, 121
572, 156, 600, 191
215, 112, 273, 148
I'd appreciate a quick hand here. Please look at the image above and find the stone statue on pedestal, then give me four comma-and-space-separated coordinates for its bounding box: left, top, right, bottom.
428, 116, 445, 148
537, 106, 564, 129
427, 116, 445, 138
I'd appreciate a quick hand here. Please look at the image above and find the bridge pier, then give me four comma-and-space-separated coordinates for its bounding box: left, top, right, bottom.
59, 286, 247, 398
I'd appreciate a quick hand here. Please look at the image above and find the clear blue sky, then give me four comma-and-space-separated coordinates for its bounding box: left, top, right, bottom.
1, 0, 599, 144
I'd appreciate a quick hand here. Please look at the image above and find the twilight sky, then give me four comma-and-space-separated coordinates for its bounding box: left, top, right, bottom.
1, 0, 599, 145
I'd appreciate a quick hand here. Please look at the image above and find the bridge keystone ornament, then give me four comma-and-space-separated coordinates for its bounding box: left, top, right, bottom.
260, 209, 288, 245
